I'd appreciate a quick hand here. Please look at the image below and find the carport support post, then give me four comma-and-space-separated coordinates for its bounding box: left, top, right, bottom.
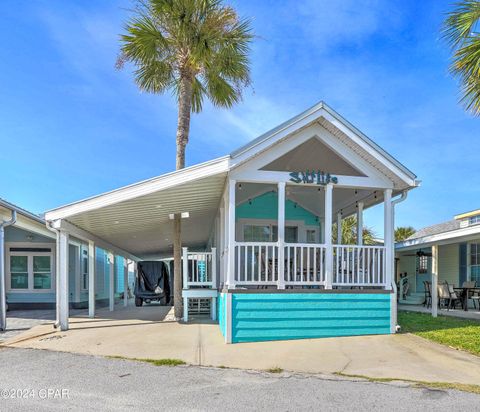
57, 230, 70, 331
384, 189, 393, 290
109, 252, 114, 312
182, 247, 189, 322
324, 184, 333, 289
431, 244, 438, 317
123, 258, 128, 307
88, 241, 95, 318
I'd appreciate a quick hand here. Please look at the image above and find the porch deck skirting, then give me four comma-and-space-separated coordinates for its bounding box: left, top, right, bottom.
218, 290, 392, 343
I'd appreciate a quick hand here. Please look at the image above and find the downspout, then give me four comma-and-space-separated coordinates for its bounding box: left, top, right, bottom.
390, 190, 408, 332
1, 210, 17, 331
46, 221, 60, 329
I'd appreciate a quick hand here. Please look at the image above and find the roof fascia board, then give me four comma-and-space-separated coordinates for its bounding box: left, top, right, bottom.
396, 225, 480, 250
0, 200, 44, 225
51, 219, 141, 261
230, 101, 326, 159
46, 156, 230, 221
0, 213, 55, 240
320, 104, 417, 186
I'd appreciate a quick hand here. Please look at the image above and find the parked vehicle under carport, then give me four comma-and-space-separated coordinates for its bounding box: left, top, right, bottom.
134, 261, 171, 307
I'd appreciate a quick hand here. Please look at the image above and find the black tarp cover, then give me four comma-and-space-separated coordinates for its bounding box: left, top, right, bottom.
135, 261, 170, 302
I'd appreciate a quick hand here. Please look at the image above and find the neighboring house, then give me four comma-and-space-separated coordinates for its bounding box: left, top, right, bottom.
41, 101, 419, 343
0, 199, 134, 310
395, 209, 480, 304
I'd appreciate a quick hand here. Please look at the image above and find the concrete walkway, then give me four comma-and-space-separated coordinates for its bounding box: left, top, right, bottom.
3, 303, 480, 386
399, 304, 480, 320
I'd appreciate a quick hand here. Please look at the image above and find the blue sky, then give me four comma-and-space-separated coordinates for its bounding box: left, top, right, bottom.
0, 0, 479, 236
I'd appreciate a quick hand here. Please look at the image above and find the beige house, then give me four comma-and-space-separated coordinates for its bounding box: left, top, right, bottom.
396, 209, 480, 306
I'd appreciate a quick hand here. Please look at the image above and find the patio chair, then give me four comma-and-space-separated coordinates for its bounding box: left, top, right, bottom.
423, 280, 432, 308
438, 282, 462, 310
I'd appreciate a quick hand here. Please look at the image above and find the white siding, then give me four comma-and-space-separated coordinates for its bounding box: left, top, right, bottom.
438, 244, 459, 286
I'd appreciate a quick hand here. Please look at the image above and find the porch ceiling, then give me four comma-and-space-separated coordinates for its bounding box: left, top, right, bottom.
64, 173, 227, 258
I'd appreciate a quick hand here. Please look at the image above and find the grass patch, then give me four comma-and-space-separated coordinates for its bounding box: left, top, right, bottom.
334, 372, 480, 395
266, 367, 284, 373
398, 311, 480, 356
108, 355, 186, 366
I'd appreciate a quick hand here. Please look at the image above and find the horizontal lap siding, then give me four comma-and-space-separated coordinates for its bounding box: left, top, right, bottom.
231, 293, 391, 343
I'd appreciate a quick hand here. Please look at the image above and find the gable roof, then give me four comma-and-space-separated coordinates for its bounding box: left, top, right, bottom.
229, 101, 418, 190
407, 220, 461, 240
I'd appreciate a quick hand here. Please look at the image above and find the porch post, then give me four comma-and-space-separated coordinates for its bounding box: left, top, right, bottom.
384, 189, 393, 290
277, 182, 286, 289
57, 229, 69, 331
336, 212, 342, 245
88, 241, 95, 318
431, 244, 438, 317
357, 201, 364, 245
226, 179, 236, 289
123, 258, 128, 307
109, 252, 114, 311
219, 203, 225, 285
467, 243, 471, 281
182, 247, 188, 289
324, 184, 333, 289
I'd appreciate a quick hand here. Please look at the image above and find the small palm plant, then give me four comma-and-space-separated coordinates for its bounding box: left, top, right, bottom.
394, 226, 416, 242
118, 0, 253, 318
442, 0, 480, 115
333, 216, 377, 245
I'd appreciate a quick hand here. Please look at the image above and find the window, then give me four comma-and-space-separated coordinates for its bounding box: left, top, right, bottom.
10, 256, 28, 289
418, 255, 428, 274
469, 215, 480, 225
8, 247, 53, 291
306, 229, 317, 243
243, 225, 298, 242
33, 256, 51, 289
81, 247, 88, 290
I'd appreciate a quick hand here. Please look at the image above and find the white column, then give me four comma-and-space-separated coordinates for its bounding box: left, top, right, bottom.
357, 201, 364, 245
324, 184, 333, 289
57, 230, 70, 331
219, 204, 225, 286
109, 252, 114, 311
123, 258, 128, 307
336, 212, 342, 245
384, 189, 393, 290
88, 241, 95, 318
211, 247, 217, 289
226, 179, 236, 289
0, 226, 6, 331
277, 182, 286, 289
431, 244, 438, 317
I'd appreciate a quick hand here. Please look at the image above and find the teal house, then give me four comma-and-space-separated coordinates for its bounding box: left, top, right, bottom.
2, 102, 419, 343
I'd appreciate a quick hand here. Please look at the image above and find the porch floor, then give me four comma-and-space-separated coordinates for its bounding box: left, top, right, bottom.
398, 304, 480, 321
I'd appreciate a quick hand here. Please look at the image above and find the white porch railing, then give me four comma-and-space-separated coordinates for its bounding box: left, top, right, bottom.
182, 248, 216, 289
333, 245, 386, 287
233, 243, 387, 288
234, 242, 278, 285
284, 243, 326, 286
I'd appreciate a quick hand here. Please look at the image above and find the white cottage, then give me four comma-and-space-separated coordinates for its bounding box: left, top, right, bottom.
31, 101, 418, 343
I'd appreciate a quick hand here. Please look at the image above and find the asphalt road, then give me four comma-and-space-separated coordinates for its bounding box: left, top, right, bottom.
0, 347, 479, 411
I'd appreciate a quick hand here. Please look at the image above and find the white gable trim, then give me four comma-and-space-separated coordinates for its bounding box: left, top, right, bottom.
230, 102, 417, 188
230, 123, 393, 189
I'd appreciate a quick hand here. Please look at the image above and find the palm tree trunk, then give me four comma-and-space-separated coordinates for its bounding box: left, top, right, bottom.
173, 74, 193, 320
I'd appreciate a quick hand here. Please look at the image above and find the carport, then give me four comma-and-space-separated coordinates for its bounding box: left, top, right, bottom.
44, 157, 230, 330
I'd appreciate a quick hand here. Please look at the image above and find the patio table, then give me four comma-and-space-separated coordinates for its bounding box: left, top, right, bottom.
453, 287, 480, 311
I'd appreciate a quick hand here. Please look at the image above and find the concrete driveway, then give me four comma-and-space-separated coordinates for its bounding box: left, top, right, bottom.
3, 304, 480, 386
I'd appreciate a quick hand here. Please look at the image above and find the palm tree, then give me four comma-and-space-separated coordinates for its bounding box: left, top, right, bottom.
442, 1, 480, 115
394, 226, 415, 242
118, 0, 253, 319
332, 216, 377, 245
